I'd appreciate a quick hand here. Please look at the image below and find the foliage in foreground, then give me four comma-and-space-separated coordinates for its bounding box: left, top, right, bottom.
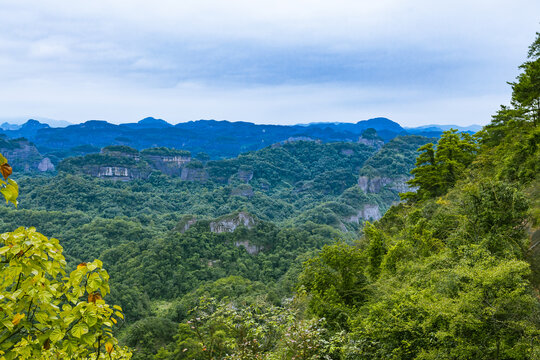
0, 154, 132, 359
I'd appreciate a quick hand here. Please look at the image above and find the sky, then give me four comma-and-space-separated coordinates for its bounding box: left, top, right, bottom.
0, 1, 538, 127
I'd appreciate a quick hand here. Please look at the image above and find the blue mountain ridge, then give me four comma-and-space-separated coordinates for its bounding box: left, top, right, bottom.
0, 117, 478, 161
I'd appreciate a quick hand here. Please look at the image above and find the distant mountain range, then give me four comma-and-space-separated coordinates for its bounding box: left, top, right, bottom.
0, 117, 72, 129
0, 117, 481, 162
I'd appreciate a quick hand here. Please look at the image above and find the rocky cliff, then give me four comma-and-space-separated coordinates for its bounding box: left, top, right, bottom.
84, 165, 152, 181
37, 157, 55, 172
59, 146, 199, 181
345, 204, 382, 223
146, 155, 191, 176
141, 148, 192, 176
358, 128, 384, 150
180, 167, 208, 182
358, 175, 414, 194
0, 137, 54, 172
209, 212, 256, 233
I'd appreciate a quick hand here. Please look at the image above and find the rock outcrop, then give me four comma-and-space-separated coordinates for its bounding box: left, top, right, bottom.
390, 178, 416, 193
59, 146, 202, 181
345, 204, 382, 223
181, 167, 208, 182
209, 212, 256, 233
358, 137, 384, 150
146, 155, 191, 176
358, 128, 384, 150
37, 157, 55, 172
358, 175, 415, 194
81, 165, 151, 181
358, 176, 393, 193
0, 138, 53, 172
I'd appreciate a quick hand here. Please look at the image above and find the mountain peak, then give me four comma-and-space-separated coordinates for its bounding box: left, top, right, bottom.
137, 117, 172, 128
80, 120, 117, 129
357, 118, 404, 132
21, 119, 50, 130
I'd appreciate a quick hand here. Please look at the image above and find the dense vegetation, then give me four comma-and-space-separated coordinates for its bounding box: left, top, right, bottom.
0, 131, 432, 358
151, 33, 539, 359
0, 31, 537, 360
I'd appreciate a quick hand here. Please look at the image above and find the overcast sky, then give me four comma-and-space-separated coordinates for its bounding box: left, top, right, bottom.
0, 1, 538, 126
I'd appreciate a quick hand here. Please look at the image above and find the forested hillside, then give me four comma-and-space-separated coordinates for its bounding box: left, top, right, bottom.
147, 33, 538, 359
0, 31, 538, 360
0, 133, 432, 356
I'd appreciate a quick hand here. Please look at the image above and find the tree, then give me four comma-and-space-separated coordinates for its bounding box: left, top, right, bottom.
348, 248, 540, 360
0, 153, 132, 359
299, 243, 367, 330
364, 222, 387, 280
509, 32, 540, 124
402, 129, 477, 201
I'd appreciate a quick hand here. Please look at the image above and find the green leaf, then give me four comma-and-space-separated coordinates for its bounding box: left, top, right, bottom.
71, 323, 89, 338
49, 328, 64, 342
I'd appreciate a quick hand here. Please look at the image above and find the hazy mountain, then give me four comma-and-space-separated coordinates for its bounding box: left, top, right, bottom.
0, 122, 20, 131
405, 124, 482, 133
0, 117, 72, 128
0, 117, 479, 162
121, 117, 173, 129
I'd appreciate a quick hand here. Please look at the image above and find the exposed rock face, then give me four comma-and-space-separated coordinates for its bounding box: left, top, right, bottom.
358, 137, 384, 150
146, 155, 191, 176
345, 204, 382, 223
358, 176, 393, 193
362, 204, 382, 220
358, 175, 417, 194
37, 157, 55, 172
357, 176, 369, 192
181, 167, 208, 182
83, 165, 150, 181
210, 212, 255, 233
340, 149, 354, 156
0, 139, 46, 172
358, 175, 418, 198
98, 166, 131, 180
234, 240, 262, 255
390, 178, 416, 193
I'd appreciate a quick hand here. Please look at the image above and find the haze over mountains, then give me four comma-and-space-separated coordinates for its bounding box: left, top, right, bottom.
0, 117, 479, 160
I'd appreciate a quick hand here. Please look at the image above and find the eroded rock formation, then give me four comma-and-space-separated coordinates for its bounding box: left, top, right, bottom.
209, 212, 256, 233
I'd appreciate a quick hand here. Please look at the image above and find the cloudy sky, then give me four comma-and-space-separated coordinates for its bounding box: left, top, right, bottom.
0, 1, 538, 126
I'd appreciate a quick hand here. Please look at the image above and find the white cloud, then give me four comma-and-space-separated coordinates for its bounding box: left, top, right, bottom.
28, 38, 71, 59
0, 0, 537, 126
0, 74, 508, 126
